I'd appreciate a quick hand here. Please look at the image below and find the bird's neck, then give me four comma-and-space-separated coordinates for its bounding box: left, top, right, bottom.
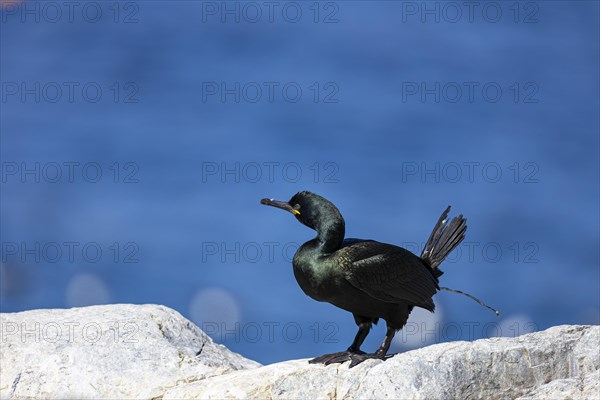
315, 218, 345, 254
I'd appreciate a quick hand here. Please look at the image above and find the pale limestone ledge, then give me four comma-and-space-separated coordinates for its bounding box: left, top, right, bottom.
1, 304, 597, 399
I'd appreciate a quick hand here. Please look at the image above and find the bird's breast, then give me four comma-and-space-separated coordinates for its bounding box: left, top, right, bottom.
292, 264, 340, 302
292, 247, 342, 302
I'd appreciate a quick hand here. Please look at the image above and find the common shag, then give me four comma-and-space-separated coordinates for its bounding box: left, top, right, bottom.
261, 191, 498, 367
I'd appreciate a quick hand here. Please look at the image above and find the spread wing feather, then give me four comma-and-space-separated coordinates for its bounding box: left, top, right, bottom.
334, 239, 439, 311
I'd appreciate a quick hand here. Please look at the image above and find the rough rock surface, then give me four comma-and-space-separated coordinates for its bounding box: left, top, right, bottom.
1, 305, 598, 400
163, 325, 599, 400
0, 304, 259, 399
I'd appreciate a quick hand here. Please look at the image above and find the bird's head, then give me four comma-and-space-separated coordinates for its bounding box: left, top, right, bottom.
260, 191, 344, 233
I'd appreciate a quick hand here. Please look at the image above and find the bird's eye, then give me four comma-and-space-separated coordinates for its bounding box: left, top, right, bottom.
294, 204, 301, 210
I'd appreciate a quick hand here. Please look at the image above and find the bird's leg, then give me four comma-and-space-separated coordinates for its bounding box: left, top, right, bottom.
348, 325, 396, 368
347, 321, 371, 354
308, 322, 371, 365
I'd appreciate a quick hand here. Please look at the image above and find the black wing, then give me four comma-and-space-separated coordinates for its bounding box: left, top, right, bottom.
334, 239, 439, 311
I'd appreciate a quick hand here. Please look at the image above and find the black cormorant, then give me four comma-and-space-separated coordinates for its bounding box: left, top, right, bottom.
261, 191, 497, 367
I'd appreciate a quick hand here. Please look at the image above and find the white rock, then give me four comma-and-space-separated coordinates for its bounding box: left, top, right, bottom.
1, 304, 598, 400
0, 304, 259, 399
163, 325, 599, 400
516, 369, 600, 400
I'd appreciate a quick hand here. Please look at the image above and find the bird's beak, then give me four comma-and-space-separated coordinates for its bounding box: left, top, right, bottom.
260, 198, 301, 215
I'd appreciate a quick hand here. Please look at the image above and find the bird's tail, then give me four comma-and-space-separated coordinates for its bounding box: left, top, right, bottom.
420, 206, 500, 317
420, 206, 467, 277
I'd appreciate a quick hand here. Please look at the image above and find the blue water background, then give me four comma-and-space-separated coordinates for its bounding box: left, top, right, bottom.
1, 0, 598, 364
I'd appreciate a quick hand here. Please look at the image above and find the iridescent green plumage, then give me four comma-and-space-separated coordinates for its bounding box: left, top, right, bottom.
261, 191, 468, 367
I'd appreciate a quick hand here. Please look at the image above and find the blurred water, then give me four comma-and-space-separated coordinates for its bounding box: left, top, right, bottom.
1, 0, 598, 364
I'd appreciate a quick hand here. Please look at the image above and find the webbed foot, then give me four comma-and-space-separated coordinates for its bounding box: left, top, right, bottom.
309, 349, 366, 365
